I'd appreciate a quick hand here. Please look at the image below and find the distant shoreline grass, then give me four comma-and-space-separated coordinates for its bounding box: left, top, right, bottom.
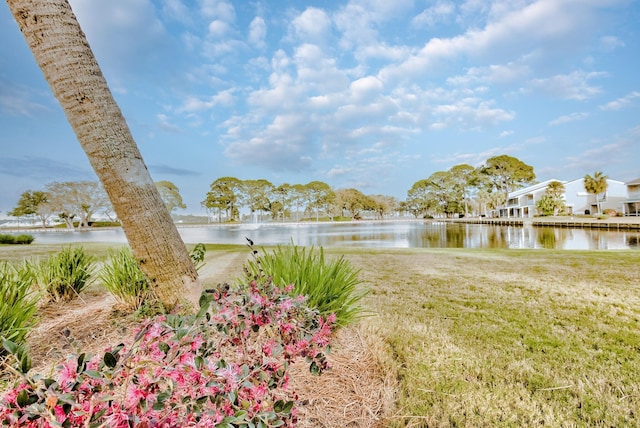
1, 244, 639, 425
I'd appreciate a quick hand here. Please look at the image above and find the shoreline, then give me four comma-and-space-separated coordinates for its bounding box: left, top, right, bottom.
2, 215, 640, 233
443, 216, 640, 230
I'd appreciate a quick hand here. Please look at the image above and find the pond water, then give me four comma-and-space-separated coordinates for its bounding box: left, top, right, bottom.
21, 221, 640, 250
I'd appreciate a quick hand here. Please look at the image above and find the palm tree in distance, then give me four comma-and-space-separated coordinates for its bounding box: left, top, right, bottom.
584, 172, 608, 214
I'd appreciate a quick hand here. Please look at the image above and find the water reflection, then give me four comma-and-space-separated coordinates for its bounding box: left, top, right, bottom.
13, 221, 640, 250
20, 221, 640, 250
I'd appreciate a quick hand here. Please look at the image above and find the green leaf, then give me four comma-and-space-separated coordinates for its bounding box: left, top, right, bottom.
16, 389, 30, 407
158, 342, 170, 355
84, 370, 103, 379
2, 338, 18, 355
103, 352, 117, 368
20, 352, 31, 373
77, 353, 86, 372
273, 400, 294, 414
198, 293, 210, 309
195, 355, 205, 370
282, 401, 294, 414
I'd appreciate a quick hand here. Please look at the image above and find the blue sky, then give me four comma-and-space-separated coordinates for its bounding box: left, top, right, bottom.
1, 0, 639, 217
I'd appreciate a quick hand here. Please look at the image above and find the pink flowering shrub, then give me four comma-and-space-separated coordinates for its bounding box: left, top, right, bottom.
1, 277, 335, 427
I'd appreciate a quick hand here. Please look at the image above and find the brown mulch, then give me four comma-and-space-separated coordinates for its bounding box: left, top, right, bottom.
292, 323, 397, 427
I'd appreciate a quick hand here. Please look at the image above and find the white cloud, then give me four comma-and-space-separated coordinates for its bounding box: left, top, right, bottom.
379, 0, 615, 82
549, 112, 589, 126
160, 0, 191, 24
69, 0, 169, 76
248, 17, 267, 49
208, 20, 232, 38
199, 0, 235, 22
334, 0, 413, 59
177, 89, 236, 114
157, 113, 181, 133
564, 139, 632, 171
293, 44, 351, 93
412, 1, 456, 27
291, 7, 332, 44
599, 91, 640, 111
431, 99, 515, 130
0, 83, 50, 117
529, 71, 606, 100
599, 35, 624, 52
447, 62, 531, 86
224, 114, 316, 171
350, 76, 384, 103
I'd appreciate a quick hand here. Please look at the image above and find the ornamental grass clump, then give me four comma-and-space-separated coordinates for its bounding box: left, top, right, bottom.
0, 262, 39, 356
99, 247, 151, 311
27, 246, 95, 302
244, 242, 366, 327
0, 274, 335, 427
100, 244, 207, 312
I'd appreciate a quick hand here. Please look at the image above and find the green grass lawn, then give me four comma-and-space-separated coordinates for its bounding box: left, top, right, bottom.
333, 248, 640, 427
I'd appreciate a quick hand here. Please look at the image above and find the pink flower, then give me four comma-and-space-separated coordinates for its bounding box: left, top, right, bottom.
53, 405, 66, 423
57, 359, 78, 390
262, 339, 277, 356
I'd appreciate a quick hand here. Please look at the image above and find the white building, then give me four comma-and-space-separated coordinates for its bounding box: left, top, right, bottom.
622, 178, 640, 216
497, 178, 628, 218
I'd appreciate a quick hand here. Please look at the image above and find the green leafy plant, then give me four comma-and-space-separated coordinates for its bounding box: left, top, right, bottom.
0, 275, 335, 427
0, 234, 34, 245
99, 247, 151, 311
0, 262, 39, 356
28, 246, 95, 302
244, 241, 366, 327
189, 242, 207, 272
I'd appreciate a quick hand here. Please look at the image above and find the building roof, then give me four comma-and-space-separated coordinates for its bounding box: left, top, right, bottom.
626, 178, 640, 186
508, 179, 565, 198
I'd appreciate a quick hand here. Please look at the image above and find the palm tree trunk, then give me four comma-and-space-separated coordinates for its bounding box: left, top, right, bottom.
7, 0, 199, 309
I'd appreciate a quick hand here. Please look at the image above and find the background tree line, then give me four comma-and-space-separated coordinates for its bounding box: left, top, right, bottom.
8, 154, 611, 226
8, 180, 186, 228
202, 177, 398, 222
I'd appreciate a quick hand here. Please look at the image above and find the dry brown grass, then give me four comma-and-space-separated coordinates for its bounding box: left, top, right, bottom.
292, 323, 397, 427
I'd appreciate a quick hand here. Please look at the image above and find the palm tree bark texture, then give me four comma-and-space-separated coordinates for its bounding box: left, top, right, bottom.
6, 0, 200, 309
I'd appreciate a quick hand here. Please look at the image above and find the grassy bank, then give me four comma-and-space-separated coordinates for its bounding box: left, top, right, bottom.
2, 244, 639, 425
332, 248, 640, 426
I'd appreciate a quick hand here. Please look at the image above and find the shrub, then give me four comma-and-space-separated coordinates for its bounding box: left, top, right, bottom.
99, 247, 151, 311
0, 234, 34, 245
0, 262, 39, 356
603, 209, 617, 217
244, 242, 366, 327
0, 277, 335, 427
28, 247, 95, 302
